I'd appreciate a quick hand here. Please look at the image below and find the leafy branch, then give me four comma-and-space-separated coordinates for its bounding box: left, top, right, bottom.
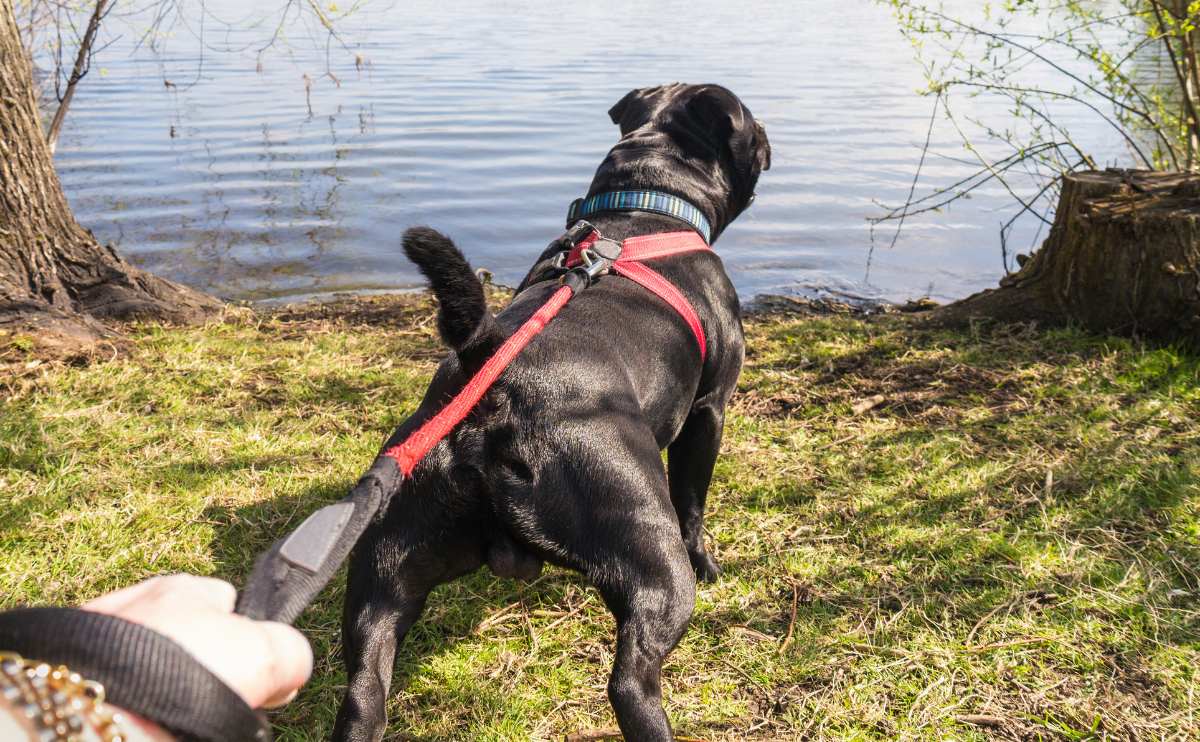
878, 0, 1200, 270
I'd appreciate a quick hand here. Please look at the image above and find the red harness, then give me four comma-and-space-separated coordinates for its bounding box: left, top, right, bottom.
566, 230, 710, 360
236, 227, 712, 624
383, 228, 710, 476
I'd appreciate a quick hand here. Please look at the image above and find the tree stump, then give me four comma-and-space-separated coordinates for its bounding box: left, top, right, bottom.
936, 169, 1200, 345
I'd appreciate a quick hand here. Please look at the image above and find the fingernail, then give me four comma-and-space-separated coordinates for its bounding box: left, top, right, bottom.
263, 688, 299, 709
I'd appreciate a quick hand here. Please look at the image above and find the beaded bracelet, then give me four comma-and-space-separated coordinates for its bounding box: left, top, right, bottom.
0, 652, 126, 742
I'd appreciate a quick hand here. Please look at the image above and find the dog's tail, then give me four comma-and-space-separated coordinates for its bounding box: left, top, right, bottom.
402, 227, 501, 363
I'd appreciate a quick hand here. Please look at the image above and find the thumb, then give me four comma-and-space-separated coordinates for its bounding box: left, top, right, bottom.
247, 619, 313, 709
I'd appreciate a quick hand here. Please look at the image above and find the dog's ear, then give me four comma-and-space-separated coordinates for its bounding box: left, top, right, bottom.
684, 88, 771, 181
684, 88, 754, 172
753, 119, 772, 172
682, 88, 736, 153
608, 89, 641, 129
608, 84, 675, 135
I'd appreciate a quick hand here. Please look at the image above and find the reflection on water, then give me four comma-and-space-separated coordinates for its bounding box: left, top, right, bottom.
52, 0, 1130, 304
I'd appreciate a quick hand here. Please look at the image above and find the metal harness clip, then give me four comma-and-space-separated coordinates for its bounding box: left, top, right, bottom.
578, 248, 610, 280
561, 235, 622, 291
562, 219, 596, 248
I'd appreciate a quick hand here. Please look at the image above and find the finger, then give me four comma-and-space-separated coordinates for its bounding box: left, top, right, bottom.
160, 575, 237, 612
82, 576, 165, 614
253, 621, 313, 709
84, 575, 238, 615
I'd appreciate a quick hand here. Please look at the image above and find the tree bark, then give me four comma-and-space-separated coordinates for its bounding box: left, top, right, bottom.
935, 169, 1200, 345
0, 0, 221, 350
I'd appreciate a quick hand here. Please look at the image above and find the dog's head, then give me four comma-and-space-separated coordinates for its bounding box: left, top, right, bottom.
590, 83, 770, 240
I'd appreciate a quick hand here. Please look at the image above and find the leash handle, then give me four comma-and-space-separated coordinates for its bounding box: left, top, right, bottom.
235, 456, 401, 624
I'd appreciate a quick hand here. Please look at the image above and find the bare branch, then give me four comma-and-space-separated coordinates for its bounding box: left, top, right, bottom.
45, 0, 111, 153
865, 91, 941, 280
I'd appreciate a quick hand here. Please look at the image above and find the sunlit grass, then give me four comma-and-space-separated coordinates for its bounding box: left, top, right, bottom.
2, 294, 1197, 740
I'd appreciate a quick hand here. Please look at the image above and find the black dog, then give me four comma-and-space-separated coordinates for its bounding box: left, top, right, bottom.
333, 83, 770, 742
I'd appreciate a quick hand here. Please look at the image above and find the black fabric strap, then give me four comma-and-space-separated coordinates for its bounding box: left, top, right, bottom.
236, 455, 399, 624
0, 607, 268, 742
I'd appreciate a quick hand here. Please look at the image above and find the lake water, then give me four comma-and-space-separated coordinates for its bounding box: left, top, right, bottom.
49, 0, 1130, 304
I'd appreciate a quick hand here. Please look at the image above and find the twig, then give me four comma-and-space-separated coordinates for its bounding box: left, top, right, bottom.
779, 580, 799, 654
473, 600, 521, 634
871, 141, 1067, 223
866, 91, 941, 281
564, 730, 623, 741
966, 599, 1010, 647
847, 642, 910, 659
851, 395, 886, 415
543, 594, 594, 632
46, 0, 111, 152
565, 731, 707, 742
957, 714, 1006, 728
966, 637, 1051, 653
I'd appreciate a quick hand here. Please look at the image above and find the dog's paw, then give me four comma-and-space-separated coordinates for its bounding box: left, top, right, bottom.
690, 550, 722, 583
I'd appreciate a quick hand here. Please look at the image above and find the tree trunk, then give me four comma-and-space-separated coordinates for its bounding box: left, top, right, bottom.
0, 0, 220, 350
935, 170, 1200, 345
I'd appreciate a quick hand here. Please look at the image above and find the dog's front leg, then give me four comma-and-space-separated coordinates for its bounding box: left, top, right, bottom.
667, 400, 728, 582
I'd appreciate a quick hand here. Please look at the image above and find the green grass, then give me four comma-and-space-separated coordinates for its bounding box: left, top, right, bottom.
2, 294, 1198, 740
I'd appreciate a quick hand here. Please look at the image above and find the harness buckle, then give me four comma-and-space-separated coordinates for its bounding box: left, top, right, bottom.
561, 237, 623, 291
578, 248, 611, 280
561, 253, 608, 291
555, 223, 627, 292
562, 219, 596, 248
587, 237, 623, 263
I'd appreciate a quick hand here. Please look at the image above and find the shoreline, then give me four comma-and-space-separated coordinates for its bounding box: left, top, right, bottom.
247, 287, 943, 320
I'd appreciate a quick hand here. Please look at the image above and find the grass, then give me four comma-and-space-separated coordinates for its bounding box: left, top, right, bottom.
1, 293, 1198, 741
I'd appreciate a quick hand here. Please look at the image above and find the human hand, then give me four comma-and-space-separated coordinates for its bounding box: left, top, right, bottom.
83, 574, 313, 709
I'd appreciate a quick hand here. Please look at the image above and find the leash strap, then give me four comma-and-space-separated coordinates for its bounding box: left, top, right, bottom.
236, 288, 579, 625
381, 285, 575, 473
235, 224, 707, 628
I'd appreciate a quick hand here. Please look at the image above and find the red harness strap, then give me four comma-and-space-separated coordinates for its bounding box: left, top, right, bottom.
566, 230, 711, 360
383, 285, 574, 475
383, 229, 709, 474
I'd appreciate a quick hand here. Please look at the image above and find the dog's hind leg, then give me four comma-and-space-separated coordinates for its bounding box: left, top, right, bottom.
332, 528, 482, 742
594, 509, 697, 742
559, 430, 697, 742
667, 399, 727, 582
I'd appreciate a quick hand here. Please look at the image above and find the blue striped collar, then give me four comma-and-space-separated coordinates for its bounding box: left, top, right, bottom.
567, 190, 712, 244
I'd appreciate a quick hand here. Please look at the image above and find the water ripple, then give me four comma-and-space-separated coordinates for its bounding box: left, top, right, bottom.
52, 0, 1128, 303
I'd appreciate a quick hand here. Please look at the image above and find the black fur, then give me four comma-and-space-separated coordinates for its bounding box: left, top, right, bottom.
333, 84, 770, 742
401, 226, 497, 356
